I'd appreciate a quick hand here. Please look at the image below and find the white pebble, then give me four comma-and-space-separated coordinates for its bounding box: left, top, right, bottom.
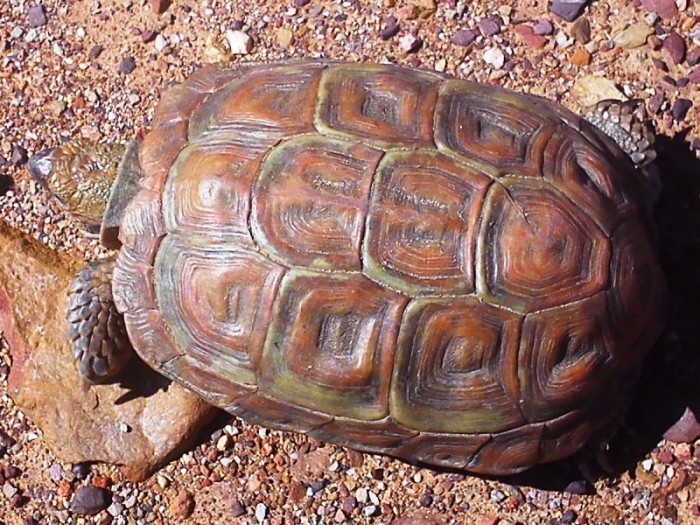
363, 505, 377, 517
154, 34, 169, 52
641, 458, 653, 471
355, 487, 368, 504
483, 47, 505, 69
555, 30, 574, 48
10, 27, 24, 39
226, 30, 253, 54
255, 502, 267, 523
76, 27, 86, 38
368, 490, 379, 505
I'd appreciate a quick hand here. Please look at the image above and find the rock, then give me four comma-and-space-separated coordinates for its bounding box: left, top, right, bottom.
452, 28, 477, 47
0, 225, 217, 481
255, 502, 267, 523
514, 25, 548, 49
230, 500, 246, 517
478, 16, 501, 37
225, 30, 253, 54
10, 146, 28, 166
663, 33, 686, 64
570, 47, 592, 65
672, 98, 692, 121
572, 75, 627, 107
380, 16, 400, 40
483, 47, 505, 69
291, 447, 333, 484
549, 0, 588, 22
688, 48, 700, 66
148, 0, 172, 13
70, 486, 111, 515
570, 17, 591, 43
640, 0, 678, 19
613, 23, 653, 49
169, 490, 195, 520
532, 19, 554, 36
689, 67, 700, 84
399, 34, 422, 53
275, 28, 294, 48
118, 56, 136, 75
294, 0, 311, 6
27, 4, 48, 28
88, 45, 103, 59
665, 407, 700, 442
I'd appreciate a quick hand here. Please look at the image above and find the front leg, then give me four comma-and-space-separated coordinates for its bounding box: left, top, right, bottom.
68, 257, 134, 383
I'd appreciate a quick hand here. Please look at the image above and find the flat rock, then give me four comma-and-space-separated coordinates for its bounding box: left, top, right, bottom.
0, 222, 217, 481
640, 0, 679, 19
549, 0, 588, 22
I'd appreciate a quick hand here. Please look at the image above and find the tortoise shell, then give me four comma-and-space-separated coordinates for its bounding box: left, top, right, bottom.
111, 62, 666, 475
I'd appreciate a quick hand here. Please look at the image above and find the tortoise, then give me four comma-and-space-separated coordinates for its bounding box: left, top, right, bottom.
27, 61, 667, 476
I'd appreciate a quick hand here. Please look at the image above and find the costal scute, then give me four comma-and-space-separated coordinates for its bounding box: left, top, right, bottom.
110, 62, 665, 475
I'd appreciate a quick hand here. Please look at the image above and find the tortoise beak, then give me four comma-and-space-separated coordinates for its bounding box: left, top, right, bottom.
28, 147, 57, 185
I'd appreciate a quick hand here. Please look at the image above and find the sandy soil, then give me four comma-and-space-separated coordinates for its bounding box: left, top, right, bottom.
1, 0, 700, 524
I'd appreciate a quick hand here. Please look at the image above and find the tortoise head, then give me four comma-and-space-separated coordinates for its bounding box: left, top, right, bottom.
28, 141, 126, 233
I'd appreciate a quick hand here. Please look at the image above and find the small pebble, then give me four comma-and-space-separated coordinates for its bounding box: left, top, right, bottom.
169, 490, 194, 519
663, 33, 686, 64
689, 67, 700, 84
452, 28, 477, 46
226, 30, 253, 54
230, 500, 246, 517
294, 0, 310, 6
478, 16, 500, 36
27, 4, 48, 28
399, 33, 422, 53
514, 25, 547, 49
532, 19, 554, 36
255, 502, 267, 523
380, 16, 399, 40
561, 509, 578, 524
154, 34, 169, 52
419, 493, 433, 507
88, 45, 104, 59
550, 0, 588, 22
570, 48, 592, 65
672, 98, 692, 122
70, 486, 111, 516
276, 28, 294, 48
640, 0, 679, 19
11, 146, 28, 166
118, 56, 136, 74
571, 17, 591, 43
688, 48, 700, 66
483, 47, 505, 69
363, 505, 377, 517
563, 480, 592, 495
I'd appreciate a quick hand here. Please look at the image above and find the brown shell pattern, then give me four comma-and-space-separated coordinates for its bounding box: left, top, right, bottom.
114, 62, 666, 475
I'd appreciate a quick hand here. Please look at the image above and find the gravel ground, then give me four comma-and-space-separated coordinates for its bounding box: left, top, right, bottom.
1, 0, 700, 523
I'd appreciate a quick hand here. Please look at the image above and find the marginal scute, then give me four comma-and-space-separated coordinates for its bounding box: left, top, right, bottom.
539, 409, 594, 464
542, 127, 639, 235
608, 217, 667, 350
309, 416, 418, 454
260, 270, 408, 420
518, 293, 614, 422
117, 188, 165, 264
123, 309, 182, 366
151, 67, 243, 127
252, 136, 382, 270
477, 177, 610, 312
163, 140, 270, 243
188, 63, 324, 141
316, 64, 440, 147
392, 432, 490, 470
435, 80, 556, 177
163, 355, 254, 407
230, 392, 334, 433
112, 247, 156, 314
467, 423, 545, 475
139, 120, 189, 192
390, 297, 524, 434
155, 237, 285, 387
363, 151, 491, 295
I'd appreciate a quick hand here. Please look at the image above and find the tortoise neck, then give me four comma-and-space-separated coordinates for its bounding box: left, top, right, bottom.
100, 140, 144, 250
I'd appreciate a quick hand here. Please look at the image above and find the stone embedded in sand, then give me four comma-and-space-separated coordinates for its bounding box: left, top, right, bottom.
0, 222, 217, 481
